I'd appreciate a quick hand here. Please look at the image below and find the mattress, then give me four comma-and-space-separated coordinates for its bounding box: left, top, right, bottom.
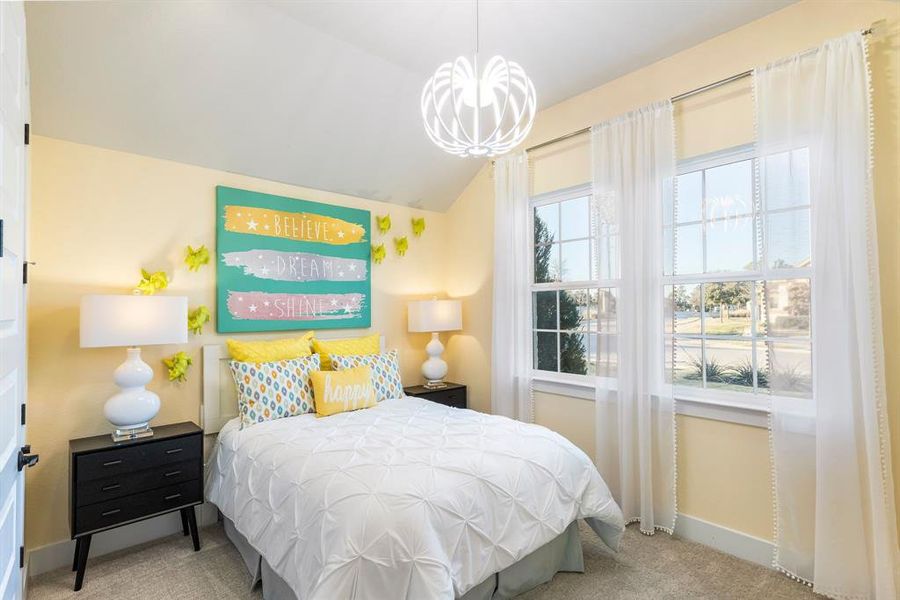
206, 396, 624, 600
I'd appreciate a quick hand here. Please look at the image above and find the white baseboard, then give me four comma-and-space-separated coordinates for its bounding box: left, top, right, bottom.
674, 512, 774, 568
26, 504, 218, 578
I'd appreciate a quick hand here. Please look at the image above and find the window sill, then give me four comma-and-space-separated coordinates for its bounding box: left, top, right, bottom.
531, 375, 595, 401
531, 375, 769, 428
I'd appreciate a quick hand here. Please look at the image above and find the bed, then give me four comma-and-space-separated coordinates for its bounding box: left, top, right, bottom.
201, 343, 625, 600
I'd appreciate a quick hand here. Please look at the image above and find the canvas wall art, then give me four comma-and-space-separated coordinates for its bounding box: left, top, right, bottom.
216, 186, 371, 332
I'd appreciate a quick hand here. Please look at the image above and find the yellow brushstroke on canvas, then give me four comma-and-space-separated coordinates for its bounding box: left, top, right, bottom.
224, 205, 365, 245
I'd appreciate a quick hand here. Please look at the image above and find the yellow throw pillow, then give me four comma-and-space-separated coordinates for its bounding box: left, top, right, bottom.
310, 366, 377, 417
227, 332, 314, 363
311, 334, 380, 370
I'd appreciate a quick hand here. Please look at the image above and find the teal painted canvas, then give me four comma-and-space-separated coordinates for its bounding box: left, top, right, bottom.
216, 186, 371, 332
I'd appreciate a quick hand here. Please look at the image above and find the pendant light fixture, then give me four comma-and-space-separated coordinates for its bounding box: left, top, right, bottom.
421, 0, 536, 157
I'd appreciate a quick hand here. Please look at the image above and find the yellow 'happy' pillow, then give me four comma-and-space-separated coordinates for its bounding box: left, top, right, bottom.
227, 332, 314, 363
310, 366, 377, 417
311, 334, 380, 370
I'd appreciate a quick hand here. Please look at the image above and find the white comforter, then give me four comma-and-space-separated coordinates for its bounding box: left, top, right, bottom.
206, 397, 624, 600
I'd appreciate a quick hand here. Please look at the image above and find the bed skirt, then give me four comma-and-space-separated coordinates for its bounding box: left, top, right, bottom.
222, 517, 585, 600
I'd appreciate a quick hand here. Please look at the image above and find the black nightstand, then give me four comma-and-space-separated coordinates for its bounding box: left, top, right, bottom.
403, 382, 467, 409
69, 422, 203, 591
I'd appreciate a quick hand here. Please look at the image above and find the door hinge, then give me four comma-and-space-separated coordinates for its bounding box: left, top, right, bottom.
22, 261, 34, 284
19, 545, 24, 569
20, 403, 25, 425
24, 123, 29, 146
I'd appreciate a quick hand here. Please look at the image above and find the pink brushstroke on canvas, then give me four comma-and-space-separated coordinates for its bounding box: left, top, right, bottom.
227, 291, 364, 321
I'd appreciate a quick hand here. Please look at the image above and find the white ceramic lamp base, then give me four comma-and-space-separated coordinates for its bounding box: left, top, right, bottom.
422, 332, 448, 389
105, 347, 160, 441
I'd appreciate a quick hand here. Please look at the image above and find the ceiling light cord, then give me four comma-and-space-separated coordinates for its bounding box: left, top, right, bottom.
474, 0, 481, 134
474, 0, 479, 56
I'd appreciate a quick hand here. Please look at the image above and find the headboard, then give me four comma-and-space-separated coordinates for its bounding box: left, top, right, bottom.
201, 336, 386, 434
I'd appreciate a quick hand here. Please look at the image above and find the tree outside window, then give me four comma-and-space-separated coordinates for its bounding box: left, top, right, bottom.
533, 211, 588, 375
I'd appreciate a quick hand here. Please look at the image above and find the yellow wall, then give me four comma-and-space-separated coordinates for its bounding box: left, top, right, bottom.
532, 392, 595, 456
25, 136, 448, 549
444, 164, 493, 413
533, 392, 774, 540
676, 414, 773, 540
445, 0, 900, 538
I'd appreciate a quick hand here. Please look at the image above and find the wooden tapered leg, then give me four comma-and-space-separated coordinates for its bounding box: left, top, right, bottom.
73, 534, 91, 591
180, 507, 189, 536
72, 538, 82, 571
186, 506, 200, 551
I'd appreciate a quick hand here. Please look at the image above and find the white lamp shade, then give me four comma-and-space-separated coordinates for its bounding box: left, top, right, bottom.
408, 299, 462, 333
80, 295, 189, 348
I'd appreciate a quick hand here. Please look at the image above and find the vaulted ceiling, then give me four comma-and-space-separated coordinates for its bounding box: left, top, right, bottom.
25, 1, 794, 211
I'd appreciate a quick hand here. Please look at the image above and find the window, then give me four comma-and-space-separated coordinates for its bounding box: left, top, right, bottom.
665, 145, 812, 401
531, 185, 615, 378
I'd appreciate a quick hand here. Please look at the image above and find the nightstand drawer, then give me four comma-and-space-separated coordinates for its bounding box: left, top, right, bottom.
404, 383, 468, 409
75, 479, 202, 535
76, 434, 201, 481
432, 390, 466, 408
76, 459, 201, 507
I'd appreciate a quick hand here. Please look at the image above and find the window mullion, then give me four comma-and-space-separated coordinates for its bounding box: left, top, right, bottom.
751, 281, 759, 392
700, 282, 706, 388
556, 198, 562, 376
701, 168, 708, 276
752, 155, 761, 392
556, 290, 561, 374
700, 169, 707, 389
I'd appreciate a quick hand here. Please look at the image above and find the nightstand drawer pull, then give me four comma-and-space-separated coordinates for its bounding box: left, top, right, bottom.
101, 484, 121, 492
102, 459, 123, 467
164, 493, 182, 501
165, 448, 183, 455
101, 509, 120, 517
164, 470, 182, 478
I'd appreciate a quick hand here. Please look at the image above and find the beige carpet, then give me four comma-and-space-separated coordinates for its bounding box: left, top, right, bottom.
29, 522, 821, 599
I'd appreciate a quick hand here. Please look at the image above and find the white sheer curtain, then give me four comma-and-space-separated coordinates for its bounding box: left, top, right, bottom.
591, 102, 677, 534
492, 152, 533, 421
757, 32, 899, 598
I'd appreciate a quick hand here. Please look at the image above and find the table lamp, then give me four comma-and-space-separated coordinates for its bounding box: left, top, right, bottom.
408, 298, 462, 389
80, 294, 188, 441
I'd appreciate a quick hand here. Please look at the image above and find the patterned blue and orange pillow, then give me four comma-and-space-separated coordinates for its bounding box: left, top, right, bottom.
330, 350, 403, 403
229, 355, 320, 429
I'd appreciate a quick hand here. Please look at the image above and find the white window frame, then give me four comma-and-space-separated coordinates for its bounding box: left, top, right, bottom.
667, 143, 812, 414
529, 182, 601, 382
527, 144, 814, 429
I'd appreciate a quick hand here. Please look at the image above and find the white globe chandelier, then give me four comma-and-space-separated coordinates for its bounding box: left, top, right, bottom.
421, 0, 536, 158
